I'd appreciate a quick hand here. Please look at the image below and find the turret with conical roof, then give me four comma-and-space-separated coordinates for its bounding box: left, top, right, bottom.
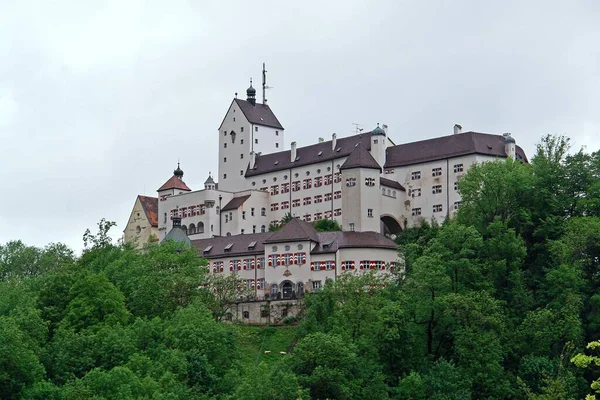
204, 172, 216, 190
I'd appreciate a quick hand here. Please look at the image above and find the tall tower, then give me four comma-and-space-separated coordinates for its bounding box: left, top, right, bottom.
217, 69, 285, 192
340, 143, 382, 232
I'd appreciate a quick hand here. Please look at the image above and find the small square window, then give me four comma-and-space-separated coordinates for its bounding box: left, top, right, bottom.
240, 170, 244, 175
276, 143, 279, 148
240, 154, 244, 159
255, 126, 258, 132
241, 139, 244, 144
224, 174, 227, 179
224, 143, 227, 148
276, 131, 279, 136
233, 117, 236, 122
241, 127, 244, 132
224, 157, 227, 162
367, 209, 373, 218
349, 223, 355, 231
255, 138, 258, 144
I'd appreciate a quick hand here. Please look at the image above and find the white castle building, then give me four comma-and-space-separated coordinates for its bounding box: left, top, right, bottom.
124, 70, 527, 301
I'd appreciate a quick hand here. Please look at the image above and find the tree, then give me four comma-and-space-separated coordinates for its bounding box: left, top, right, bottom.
82, 218, 117, 250
312, 218, 341, 232
201, 273, 251, 321
0, 316, 45, 399
572, 340, 600, 399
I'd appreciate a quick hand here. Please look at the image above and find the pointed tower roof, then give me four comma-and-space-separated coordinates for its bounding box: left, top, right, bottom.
204, 174, 215, 185
371, 123, 385, 136
265, 218, 319, 244
339, 143, 381, 171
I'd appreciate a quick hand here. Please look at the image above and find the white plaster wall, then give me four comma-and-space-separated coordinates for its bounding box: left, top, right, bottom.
218, 101, 252, 192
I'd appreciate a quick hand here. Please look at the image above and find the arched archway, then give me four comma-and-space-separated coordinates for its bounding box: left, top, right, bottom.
188, 223, 196, 235
380, 215, 402, 236
281, 280, 294, 299
197, 221, 205, 234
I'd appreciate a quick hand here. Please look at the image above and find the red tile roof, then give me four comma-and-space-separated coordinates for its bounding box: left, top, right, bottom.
157, 175, 191, 192
138, 195, 158, 227
384, 131, 528, 168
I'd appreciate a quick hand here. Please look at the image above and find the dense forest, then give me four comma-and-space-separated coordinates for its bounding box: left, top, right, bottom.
1, 135, 600, 399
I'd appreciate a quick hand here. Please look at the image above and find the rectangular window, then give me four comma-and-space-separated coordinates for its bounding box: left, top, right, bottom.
241, 127, 244, 132
261, 208, 266, 216
365, 177, 375, 187
334, 172, 342, 183
326, 261, 335, 270
253, 225, 256, 233
303, 197, 312, 205
240, 139, 244, 144
260, 187, 268, 192
223, 173, 227, 179
324, 175, 333, 185
334, 208, 342, 216
242, 211, 246, 220
411, 188, 421, 197
314, 212, 322, 220
432, 167, 442, 177
281, 183, 290, 193
281, 201, 290, 209
314, 176, 323, 187
270, 203, 279, 211
224, 143, 227, 148
251, 208, 255, 216
432, 185, 442, 194
453, 163, 464, 173
312, 281, 322, 290
270, 185, 279, 195
276, 143, 279, 148
292, 181, 301, 191
411, 171, 421, 180
454, 201, 462, 210
292, 199, 300, 207
255, 138, 258, 144
240, 170, 244, 175
412, 208, 422, 216
324, 193, 332, 201
255, 126, 258, 131
276, 130, 279, 136
325, 210, 332, 219
303, 179, 312, 189
349, 223, 355, 231
164, 213, 167, 223
334, 191, 342, 199
314, 195, 323, 203
346, 178, 356, 187
454, 182, 459, 191
223, 157, 227, 162
304, 213, 312, 222
367, 209, 373, 217
433, 204, 443, 213
240, 153, 244, 159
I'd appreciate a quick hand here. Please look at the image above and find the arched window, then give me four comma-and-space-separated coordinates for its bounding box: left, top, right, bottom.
197, 222, 205, 234
181, 225, 188, 235
261, 207, 266, 216
381, 188, 386, 195
270, 283, 278, 296
243, 311, 250, 319
261, 225, 266, 233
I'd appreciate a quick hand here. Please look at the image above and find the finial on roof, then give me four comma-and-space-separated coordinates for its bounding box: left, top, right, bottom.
246, 78, 256, 105
173, 163, 184, 179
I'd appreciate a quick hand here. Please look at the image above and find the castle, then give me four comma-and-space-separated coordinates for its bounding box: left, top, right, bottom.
124, 69, 527, 303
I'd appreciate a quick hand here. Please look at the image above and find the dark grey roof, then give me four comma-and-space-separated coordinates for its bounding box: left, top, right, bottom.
311, 231, 398, 254
264, 218, 320, 244
191, 228, 397, 259
246, 132, 372, 177
221, 195, 251, 211
204, 175, 215, 185
234, 99, 283, 130
164, 226, 192, 245
384, 131, 528, 168
192, 232, 270, 258
371, 124, 385, 136
380, 177, 406, 191
339, 143, 381, 171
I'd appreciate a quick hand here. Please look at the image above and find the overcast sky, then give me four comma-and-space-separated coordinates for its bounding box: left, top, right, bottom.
1, 1, 599, 252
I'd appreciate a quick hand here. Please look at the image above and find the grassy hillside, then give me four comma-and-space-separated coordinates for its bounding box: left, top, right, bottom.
234, 325, 298, 370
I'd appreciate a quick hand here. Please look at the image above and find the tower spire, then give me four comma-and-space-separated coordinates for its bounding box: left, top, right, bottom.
262, 62, 267, 104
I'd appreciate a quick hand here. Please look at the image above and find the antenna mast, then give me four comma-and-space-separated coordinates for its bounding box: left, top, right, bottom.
262, 63, 267, 104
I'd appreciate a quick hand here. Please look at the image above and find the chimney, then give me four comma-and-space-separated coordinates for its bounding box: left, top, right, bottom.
331, 133, 337, 151
249, 151, 256, 169
291, 141, 297, 162
453, 124, 462, 135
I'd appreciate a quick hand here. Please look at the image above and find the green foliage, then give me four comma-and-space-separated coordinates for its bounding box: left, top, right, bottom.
572, 341, 600, 399
312, 218, 342, 232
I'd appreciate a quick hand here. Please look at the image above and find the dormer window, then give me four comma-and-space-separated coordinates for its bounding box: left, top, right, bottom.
203, 245, 213, 254
224, 243, 234, 252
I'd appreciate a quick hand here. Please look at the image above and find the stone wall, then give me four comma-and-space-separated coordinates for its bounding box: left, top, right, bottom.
230, 299, 304, 325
